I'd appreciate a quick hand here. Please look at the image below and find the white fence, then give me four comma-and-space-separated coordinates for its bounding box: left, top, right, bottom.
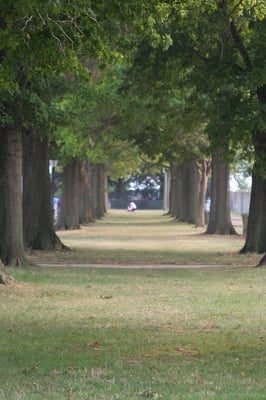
230, 190, 251, 215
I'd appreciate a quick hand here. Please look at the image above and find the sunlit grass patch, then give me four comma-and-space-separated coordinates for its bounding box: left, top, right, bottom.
28, 209, 260, 266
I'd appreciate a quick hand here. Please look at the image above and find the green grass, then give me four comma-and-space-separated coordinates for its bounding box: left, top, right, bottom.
0, 267, 265, 399
1, 210, 265, 399
29, 210, 260, 266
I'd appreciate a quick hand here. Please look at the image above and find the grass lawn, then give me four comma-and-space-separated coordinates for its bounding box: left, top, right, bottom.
30, 210, 260, 266
0, 210, 265, 399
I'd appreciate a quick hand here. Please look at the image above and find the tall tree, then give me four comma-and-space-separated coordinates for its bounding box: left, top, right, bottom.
165, 1, 266, 256
0, 0, 158, 265
0, 2, 102, 265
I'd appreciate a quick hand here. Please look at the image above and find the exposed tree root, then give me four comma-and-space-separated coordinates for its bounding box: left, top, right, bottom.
0, 265, 14, 285
255, 253, 266, 267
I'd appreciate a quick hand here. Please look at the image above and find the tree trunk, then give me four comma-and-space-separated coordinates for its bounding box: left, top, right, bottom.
57, 160, 80, 230
169, 163, 181, 218
195, 160, 211, 227
241, 85, 266, 264
98, 164, 107, 216
90, 163, 98, 220
184, 162, 200, 224
163, 168, 170, 211
205, 149, 237, 235
0, 126, 28, 266
90, 163, 106, 220
240, 166, 266, 255
170, 162, 200, 224
79, 160, 94, 223
104, 173, 109, 211
22, 130, 66, 250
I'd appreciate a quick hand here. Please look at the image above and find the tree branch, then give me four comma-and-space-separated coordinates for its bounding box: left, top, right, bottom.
181, 43, 209, 63
228, 0, 245, 18
21, 15, 33, 31
229, 21, 252, 70
51, 32, 67, 57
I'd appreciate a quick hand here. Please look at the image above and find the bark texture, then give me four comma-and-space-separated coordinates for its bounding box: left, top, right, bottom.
169, 163, 180, 218
195, 160, 211, 227
0, 127, 28, 266
57, 160, 80, 230
58, 160, 107, 230
79, 161, 94, 223
90, 163, 106, 220
23, 130, 66, 250
205, 149, 237, 235
169, 162, 200, 224
240, 167, 266, 254
241, 85, 266, 260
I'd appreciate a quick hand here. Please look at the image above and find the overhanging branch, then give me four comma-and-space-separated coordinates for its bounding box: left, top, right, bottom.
229, 21, 252, 70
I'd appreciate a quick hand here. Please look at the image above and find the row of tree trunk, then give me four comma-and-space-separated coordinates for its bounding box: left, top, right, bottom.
168, 150, 237, 235
0, 127, 107, 268
1, 127, 266, 271
57, 160, 107, 230
168, 152, 237, 235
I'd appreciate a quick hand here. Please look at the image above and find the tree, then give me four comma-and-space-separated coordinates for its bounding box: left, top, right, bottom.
133, 1, 266, 245
0, 1, 103, 265
116, 37, 212, 225
117, 0, 266, 250
0, 0, 159, 265
53, 62, 154, 224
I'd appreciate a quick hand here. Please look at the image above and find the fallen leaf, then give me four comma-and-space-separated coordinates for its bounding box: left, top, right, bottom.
88, 341, 100, 350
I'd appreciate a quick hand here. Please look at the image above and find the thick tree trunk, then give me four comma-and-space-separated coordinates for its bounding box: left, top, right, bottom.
90, 163, 106, 220
241, 85, 266, 264
23, 130, 66, 250
169, 163, 181, 218
185, 162, 200, 224
205, 149, 237, 235
79, 160, 94, 223
0, 127, 28, 266
98, 164, 107, 216
57, 160, 80, 230
240, 167, 266, 255
169, 162, 200, 224
195, 160, 211, 227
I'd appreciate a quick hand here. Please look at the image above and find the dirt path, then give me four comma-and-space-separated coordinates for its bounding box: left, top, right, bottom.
37, 262, 235, 269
